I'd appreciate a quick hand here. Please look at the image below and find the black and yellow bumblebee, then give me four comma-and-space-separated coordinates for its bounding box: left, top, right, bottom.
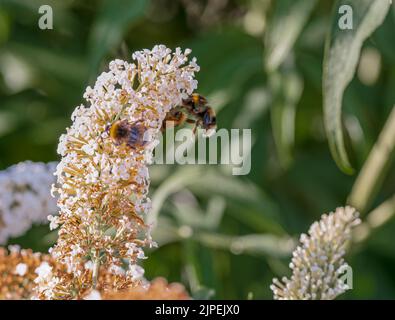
106, 119, 147, 149
160, 107, 188, 132
162, 93, 217, 135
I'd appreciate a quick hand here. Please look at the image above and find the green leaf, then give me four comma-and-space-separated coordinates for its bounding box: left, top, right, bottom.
172, 196, 225, 230
188, 169, 286, 235
264, 0, 317, 72
149, 166, 285, 235
191, 286, 215, 300
270, 69, 303, 168
323, 0, 391, 174
5, 42, 87, 84
148, 167, 203, 226
88, 0, 147, 73
188, 29, 263, 94
195, 232, 295, 258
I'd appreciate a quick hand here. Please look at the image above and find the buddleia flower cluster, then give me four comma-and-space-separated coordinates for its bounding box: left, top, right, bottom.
0, 161, 57, 244
270, 206, 361, 300
36, 45, 199, 299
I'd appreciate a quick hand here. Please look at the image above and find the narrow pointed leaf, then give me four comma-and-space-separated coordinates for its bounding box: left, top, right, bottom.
264, 0, 317, 72
270, 70, 303, 168
323, 0, 391, 174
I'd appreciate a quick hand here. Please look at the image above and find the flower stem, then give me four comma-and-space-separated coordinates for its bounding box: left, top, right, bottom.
353, 194, 395, 243
92, 252, 100, 289
348, 105, 395, 214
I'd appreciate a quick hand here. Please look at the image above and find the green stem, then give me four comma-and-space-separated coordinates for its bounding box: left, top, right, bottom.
353, 194, 395, 243
348, 105, 395, 214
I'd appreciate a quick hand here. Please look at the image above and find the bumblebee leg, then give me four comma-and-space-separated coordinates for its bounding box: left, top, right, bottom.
126, 142, 136, 150
194, 118, 204, 135
184, 118, 198, 135
161, 118, 168, 132
192, 123, 199, 135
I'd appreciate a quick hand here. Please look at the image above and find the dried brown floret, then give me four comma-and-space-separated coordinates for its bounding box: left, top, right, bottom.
101, 277, 190, 300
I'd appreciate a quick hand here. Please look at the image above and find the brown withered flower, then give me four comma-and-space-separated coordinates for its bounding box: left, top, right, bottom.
0, 246, 59, 300
86, 277, 190, 300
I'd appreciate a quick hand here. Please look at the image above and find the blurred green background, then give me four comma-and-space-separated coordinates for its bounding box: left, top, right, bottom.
0, 0, 395, 299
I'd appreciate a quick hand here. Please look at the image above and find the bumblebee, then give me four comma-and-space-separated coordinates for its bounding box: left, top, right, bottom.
161, 93, 217, 136
106, 119, 147, 149
161, 107, 188, 132
182, 93, 217, 135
